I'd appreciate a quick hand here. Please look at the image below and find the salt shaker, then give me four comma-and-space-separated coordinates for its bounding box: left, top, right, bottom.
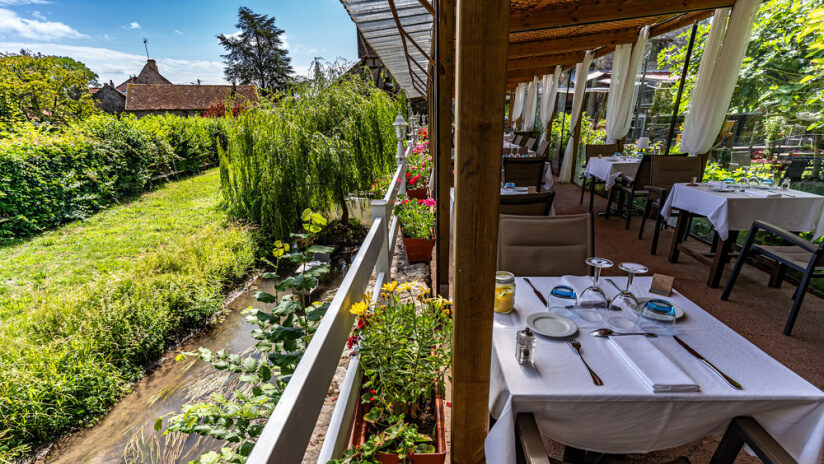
516, 327, 536, 367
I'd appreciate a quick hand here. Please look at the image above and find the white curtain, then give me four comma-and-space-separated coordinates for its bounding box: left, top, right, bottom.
523, 76, 539, 131
681, 0, 761, 155
559, 50, 594, 183
510, 82, 527, 129
540, 65, 562, 142
605, 26, 650, 143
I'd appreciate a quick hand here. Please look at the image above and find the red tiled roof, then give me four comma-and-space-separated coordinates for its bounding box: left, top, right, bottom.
89, 88, 101, 94
124, 84, 259, 111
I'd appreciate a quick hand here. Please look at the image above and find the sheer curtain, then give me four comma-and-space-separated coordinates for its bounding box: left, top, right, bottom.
605, 26, 650, 143
681, 0, 761, 155
510, 82, 527, 130
559, 51, 594, 183
523, 76, 539, 131
540, 66, 562, 142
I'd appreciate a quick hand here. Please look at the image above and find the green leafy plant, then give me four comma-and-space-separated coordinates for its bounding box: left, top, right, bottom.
160, 209, 334, 464
349, 281, 452, 422
327, 419, 435, 464
393, 196, 436, 239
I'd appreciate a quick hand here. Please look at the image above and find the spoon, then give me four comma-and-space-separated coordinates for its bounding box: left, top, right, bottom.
591, 328, 657, 338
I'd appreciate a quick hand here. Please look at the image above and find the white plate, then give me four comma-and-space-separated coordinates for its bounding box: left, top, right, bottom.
633, 298, 686, 320
526, 312, 578, 338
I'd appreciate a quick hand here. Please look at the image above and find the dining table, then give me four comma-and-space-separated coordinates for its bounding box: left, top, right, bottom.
584, 156, 641, 190
660, 182, 824, 287
485, 275, 824, 464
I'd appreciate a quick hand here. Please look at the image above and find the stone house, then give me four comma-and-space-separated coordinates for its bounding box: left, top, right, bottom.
124, 84, 259, 117
91, 81, 127, 114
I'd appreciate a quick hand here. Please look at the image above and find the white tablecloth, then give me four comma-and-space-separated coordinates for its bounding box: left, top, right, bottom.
486, 276, 824, 464
584, 157, 641, 189
660, 183, 824, 240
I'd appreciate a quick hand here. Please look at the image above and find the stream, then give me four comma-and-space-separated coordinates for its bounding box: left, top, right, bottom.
38, 198, 372, 464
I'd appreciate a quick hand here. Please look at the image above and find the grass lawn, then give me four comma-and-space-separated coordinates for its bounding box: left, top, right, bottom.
0, 169, 256, 458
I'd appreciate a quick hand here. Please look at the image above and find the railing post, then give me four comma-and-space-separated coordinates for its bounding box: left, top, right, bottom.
372, 199, 392, 280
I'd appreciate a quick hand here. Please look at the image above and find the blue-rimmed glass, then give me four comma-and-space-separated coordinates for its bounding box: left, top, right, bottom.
549, 285, 577, 318
638, 299, 676, 335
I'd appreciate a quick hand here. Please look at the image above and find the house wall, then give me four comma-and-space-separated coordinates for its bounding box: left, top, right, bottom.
92, 86, 126, 114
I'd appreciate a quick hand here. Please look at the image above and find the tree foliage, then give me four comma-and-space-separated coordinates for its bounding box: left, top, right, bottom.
217, 7, 293, 92
657, 0, 824, 119
0, 51, 99, 129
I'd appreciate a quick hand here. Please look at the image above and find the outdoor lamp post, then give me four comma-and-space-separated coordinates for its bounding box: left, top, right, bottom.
393, 111, 408, 164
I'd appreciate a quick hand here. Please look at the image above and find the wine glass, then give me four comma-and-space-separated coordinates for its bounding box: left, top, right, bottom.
737, 177, 749, 192
549, 285, 577, 319
608, 263, 648, 329
781, 177, 792, 190
749, 175, 761, 189
578, 257, 614, 322
638, 299, 676, 335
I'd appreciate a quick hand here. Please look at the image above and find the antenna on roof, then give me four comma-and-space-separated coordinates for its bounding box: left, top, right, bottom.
143, 38, 150, 60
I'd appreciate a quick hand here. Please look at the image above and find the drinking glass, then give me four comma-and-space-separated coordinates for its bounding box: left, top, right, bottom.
781, 178, 792, 190
549, 285, 577, 318
608, 263, 648, 329
638, 299, 676, 335
578, 257, 613, 322
749, 176, 761, 188
737, 177, 749, 192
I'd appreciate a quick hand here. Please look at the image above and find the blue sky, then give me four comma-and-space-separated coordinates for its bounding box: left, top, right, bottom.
0, 0, 358, 85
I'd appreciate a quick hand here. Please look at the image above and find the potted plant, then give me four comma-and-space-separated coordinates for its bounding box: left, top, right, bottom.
332, 282, 452, 464
405, 144, 432, 200
394, 197, 435, 264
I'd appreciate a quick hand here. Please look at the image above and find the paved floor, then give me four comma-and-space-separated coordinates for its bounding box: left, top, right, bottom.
547, 180, 824, 463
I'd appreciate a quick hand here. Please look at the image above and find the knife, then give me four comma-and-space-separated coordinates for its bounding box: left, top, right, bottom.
523, 278, 548, 306
673, 336, 742, 390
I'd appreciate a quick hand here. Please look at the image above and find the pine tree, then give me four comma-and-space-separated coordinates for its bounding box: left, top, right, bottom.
217, 7, 293, 92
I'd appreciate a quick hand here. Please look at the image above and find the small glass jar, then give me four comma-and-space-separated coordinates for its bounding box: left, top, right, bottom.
494, 271, 516, 314
516, 327, 536, 367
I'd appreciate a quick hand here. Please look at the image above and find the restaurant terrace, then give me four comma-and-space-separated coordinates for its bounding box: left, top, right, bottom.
242, 1, 824, 464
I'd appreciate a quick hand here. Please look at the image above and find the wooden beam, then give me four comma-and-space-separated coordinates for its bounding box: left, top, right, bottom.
509, 51, 587, 71
509, 0, 735, 32
451, 0, 508, 462
417, 0, 436, 16
509, 27, 642, 58
434, 0, 454, 294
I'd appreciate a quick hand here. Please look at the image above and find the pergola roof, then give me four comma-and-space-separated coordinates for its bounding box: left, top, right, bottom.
340, 0, 433, 98
339, 0, 733, 98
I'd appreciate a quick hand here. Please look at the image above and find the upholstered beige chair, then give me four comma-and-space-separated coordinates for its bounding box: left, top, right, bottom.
500, 191, 555, 216
497, 213, 594, 276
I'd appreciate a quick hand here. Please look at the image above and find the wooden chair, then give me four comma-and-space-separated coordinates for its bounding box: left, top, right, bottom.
721, 220, 824, 336
500, 191, 555, 216
535, 139, 550, 159
524, 137, 537, 151
504, 157, 545, 188
513, 135, 524, 146
579, 144, 621, 210
498, 213, 594, 276
605, 154, 652, 229
639, 155, 705, 254
515, 414, 796, 464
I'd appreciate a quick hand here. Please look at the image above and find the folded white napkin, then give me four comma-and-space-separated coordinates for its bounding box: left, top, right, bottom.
608, 336, 699, 393
744, 189, 781, 198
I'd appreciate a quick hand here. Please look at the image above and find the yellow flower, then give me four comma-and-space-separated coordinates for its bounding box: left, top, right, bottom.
382, 281, 399, 293
398, 281, 417, 293
349, 301, 369, 316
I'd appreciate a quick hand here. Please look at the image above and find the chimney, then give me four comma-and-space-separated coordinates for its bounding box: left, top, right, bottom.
109, 80, 114, 87
146, 59, 157, 70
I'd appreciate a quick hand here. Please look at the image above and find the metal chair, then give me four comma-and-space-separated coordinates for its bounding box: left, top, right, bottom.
579, 143, 621, 209
513, 135, 524, 146
500, 191, 555, 216
524, 137, 537, 151
605, 154, 652, 228
639, 155, 705, 254
535, 139, 550, 159
504, 157, 546, 188
721, 220, 824, 336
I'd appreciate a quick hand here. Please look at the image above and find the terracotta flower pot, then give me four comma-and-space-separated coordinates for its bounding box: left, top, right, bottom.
402, 237, 434, 264
350, 385, 446, 464
406, 187, 427, 200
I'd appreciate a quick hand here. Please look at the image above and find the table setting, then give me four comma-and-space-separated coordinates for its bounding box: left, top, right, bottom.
485, 258, 824, 464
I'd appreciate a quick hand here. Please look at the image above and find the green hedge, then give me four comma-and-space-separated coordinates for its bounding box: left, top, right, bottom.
0, 114, 229, 242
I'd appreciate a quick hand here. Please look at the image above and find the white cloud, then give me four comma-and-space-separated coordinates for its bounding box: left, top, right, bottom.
174, 29, 183, 35
0, 42, 227, 85
30, 10, 45, 20
125, 21, 140, 30
0, 8, 84, 40
225, 30, 242, 39
0, 0, 51, 5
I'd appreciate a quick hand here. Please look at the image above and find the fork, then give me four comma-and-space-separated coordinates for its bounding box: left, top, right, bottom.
569, 340, 603, 386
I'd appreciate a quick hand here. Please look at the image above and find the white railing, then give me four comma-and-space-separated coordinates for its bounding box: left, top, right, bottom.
246, 141, 410, 464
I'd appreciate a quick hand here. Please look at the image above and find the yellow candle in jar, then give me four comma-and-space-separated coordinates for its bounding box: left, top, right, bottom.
495, 271, 516, 314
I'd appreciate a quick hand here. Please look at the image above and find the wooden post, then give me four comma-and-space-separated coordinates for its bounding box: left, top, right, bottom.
435, 0, 455, 296
451, 0, 509, 461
